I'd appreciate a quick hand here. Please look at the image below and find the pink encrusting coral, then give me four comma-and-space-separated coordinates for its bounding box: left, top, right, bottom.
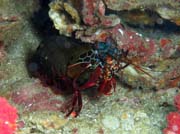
0, 97, 18, 134
163, 112, 180, 134
81, 0, 120, 27
82, 0, 105, 26
163, 94, 180, 134
110, 24, 156, 63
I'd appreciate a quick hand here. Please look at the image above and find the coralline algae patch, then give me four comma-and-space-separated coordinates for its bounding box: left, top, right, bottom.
9, 80, 65, 113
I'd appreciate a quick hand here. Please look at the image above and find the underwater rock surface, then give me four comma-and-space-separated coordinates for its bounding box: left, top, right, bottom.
0, 0, 180, 134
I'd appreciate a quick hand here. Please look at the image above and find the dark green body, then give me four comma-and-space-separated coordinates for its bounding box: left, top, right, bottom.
32, 36, 92, 77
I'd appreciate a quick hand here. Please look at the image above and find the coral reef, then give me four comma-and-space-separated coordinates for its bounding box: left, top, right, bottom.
0, 0, 180, 133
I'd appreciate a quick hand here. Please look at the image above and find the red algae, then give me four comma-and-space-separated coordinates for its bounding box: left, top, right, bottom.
0, 97, 18, 134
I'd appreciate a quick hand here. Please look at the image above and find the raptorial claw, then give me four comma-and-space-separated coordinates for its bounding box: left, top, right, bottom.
98, 77, 116, 95
80, 67, 102, 90
65, 63, 94, 117
65, 89, 82, 118
64, 63, 117, 117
